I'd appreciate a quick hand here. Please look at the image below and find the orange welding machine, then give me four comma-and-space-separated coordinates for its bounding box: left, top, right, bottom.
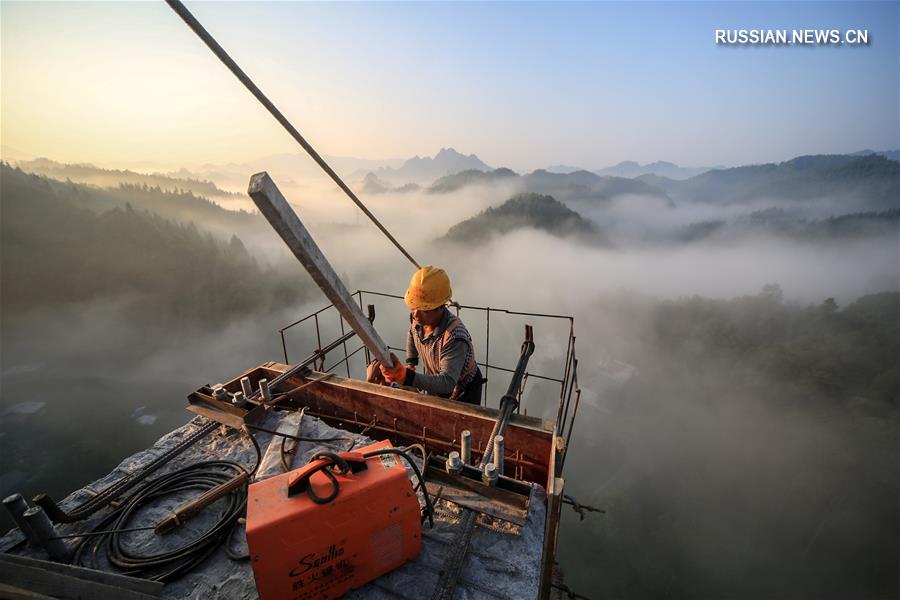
246, 440, 427, 600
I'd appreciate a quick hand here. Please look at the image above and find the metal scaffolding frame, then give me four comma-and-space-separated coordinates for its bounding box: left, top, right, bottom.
277, 290, 582, 472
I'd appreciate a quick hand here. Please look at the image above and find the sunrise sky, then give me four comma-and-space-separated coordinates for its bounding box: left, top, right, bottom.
2, 1, 897, 172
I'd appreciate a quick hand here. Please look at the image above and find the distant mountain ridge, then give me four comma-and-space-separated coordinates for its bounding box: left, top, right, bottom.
360, 172, 421, 195
643, 154, 900, 211
365, 148, 492, 183
850, 149, 900, 162
594, 160, 713, 180
427, 167, 675, 208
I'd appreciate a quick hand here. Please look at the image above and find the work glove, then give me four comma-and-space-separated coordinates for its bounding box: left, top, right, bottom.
379, 353, 409, 384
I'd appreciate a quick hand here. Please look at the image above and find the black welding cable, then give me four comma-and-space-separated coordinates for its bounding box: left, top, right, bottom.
292, 448, 434, 526
71, 460, 251, 581
363, 448, 434, 528
280, 436, 293, 473
245, 425, 263, 476
70, 428, 263, 581
300, 451, 351, 505
397, 444, 429, 497
244, 422, 353, 447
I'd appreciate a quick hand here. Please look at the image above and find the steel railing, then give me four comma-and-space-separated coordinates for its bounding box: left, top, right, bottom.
277, 290, 581, 473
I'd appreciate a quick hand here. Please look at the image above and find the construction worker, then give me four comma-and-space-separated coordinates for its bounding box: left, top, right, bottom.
367, 266, 483, 405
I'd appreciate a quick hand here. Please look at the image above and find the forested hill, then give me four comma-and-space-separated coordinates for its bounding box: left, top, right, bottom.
442, 192, 606, 245
17, 158, 240, 201
428, 168, 519, 193
0, 164, 306, 325
3, 162, 268, 243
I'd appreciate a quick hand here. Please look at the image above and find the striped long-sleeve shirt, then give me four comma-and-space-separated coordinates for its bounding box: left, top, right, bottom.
404, 308, 477, 397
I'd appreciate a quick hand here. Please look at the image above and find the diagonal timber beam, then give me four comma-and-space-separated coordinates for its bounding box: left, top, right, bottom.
248, 172, 392, 365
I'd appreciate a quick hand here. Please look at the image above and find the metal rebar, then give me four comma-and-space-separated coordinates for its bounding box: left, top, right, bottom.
339, 314, 351, 378
33, 420, 218, 524
484, 308, 490, 406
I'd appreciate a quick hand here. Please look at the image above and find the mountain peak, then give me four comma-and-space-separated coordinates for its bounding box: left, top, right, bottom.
376, 148, 492, 183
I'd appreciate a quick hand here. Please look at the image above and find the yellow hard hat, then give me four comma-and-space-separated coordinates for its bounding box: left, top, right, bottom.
404, 266, 452, 311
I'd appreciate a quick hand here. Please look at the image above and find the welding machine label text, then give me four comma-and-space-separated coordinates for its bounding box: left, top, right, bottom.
289, 544, 346, 577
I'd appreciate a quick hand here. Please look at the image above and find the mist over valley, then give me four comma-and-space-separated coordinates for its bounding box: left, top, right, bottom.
1, 146, 898, 598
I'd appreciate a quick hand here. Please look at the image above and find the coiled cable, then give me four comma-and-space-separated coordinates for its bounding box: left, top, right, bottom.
71, 430, 262, 582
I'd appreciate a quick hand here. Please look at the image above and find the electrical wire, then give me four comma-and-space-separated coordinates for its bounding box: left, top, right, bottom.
292, 448, 434, 527
64, 421, 431, 581
70, 429, 262, 582
244, 422, 353, 446
364, 448, 434, 528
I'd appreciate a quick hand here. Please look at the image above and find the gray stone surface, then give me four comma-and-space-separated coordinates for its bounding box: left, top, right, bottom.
1, 410, 545, 599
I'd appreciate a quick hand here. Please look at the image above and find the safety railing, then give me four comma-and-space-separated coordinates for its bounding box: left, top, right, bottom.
277, 290, 582, 472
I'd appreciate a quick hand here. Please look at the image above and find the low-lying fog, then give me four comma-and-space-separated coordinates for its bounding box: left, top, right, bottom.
2, 170, 897, 598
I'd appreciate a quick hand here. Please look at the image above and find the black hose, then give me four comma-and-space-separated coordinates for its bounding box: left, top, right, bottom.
71, 430, 262, 582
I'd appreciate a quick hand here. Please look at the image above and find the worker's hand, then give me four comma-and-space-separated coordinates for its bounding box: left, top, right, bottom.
379, 353, 408, 384
366, 360, 385, 384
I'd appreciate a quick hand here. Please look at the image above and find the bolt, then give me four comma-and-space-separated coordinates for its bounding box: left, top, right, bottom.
446, 451, 462, 475
493, 435, 505, 476
240, 376, 253, 397
460, 430, 471, 464
483, 463, 498, 486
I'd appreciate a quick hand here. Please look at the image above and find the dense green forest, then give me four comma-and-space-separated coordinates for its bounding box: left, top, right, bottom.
442, 192, 605, 245
0, 164, 307, 327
